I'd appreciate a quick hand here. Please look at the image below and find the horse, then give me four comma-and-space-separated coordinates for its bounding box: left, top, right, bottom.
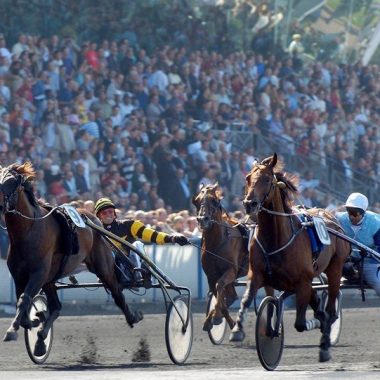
0, 162, 143, 356
230, 153, 350, 362
192, 183, 249, 332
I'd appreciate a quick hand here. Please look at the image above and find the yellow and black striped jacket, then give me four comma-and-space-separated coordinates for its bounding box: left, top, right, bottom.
103, 219, 172, 253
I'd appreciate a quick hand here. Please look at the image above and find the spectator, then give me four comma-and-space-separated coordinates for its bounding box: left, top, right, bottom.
63, 170, 79, 200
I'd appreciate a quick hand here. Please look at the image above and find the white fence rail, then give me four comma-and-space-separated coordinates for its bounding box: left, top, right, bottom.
0, 242, 221, 305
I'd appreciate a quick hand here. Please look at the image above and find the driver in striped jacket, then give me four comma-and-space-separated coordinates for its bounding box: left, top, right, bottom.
94, 197, 188, 287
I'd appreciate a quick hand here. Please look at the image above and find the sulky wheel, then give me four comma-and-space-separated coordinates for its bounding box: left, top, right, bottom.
24, 294, 53, 364
165, 295, 193, 365
206, 294, 228, 345
255, 296, 284, 371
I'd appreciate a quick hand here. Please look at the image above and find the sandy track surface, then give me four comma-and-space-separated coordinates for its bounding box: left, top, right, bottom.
1, 305, 380, 374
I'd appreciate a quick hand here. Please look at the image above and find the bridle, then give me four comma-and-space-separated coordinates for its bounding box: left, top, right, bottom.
243, 169, 279, 214
0, 167, 57, 220
0, 168, 25, 213
196, 193, 223, 230
243, 167, 305, 258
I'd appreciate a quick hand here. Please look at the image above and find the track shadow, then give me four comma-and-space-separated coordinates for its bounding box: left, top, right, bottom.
44, 362, 207, 370
285, 343, 353, 349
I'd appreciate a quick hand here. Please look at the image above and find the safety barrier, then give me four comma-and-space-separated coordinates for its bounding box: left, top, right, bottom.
0, 241, 224, 305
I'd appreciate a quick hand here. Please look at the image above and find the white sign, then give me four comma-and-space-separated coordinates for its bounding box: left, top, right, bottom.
313, 216, 331, 245
62, 204, 86, 228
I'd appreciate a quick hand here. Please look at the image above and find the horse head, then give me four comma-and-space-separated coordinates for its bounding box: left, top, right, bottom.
192, 183, 222, 231
243, 153, 287, 216
0, 162, 36, 214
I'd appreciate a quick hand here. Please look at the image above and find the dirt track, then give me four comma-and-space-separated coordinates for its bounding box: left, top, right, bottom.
1, 300, 380, 372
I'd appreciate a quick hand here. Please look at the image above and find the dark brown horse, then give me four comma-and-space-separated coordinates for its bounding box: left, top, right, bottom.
230, 153, 350, 362
0, 162, 143, 355
192, 183, 249, 332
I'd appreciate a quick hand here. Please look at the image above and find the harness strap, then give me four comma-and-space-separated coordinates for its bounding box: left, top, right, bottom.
254, 215, 304, 280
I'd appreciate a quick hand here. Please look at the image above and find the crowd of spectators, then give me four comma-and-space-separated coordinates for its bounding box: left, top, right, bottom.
0, 30, 379, 229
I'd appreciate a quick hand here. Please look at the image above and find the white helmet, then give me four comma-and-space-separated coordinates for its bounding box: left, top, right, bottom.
345, 193, 368, 212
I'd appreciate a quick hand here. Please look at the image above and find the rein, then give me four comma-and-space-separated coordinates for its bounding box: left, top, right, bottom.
254, 217, 305, 256
5, 207, 59, 220
254, 199, 308, 256
187, 239, 248, 274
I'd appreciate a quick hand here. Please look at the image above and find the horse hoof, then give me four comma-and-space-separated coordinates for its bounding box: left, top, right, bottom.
202, 321, 213, 332
229, 329, 245, 342
212, 316, 223, 326
3, 330, 18, 342
34, 338, 47, 357
127, 310, 144, 328
319, 349, 331, 362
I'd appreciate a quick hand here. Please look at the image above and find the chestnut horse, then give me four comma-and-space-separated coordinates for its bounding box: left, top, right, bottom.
230, 154, 350, 362
0, 162, 143, 356
192, 183, 249, 331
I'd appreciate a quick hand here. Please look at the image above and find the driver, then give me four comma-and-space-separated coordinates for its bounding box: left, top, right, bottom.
94, 197, 189, 287
336, 192, 380, 296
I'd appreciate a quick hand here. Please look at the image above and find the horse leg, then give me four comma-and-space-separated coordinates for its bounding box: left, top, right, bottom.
3, 279, 26, 342
3, 294, 33, 342
3, 270, 45, 342
88, 236, 143, 328
222, 285, 238, 329
33, 284, 61, 357
95, 266, 138, 325
318, 263, 341, 362
203, 292, 216, 332
202, 282, 216, 332
219, 286, 238, 331
212, 268, 237, 326
309, 287, 323, 322
294, 282, 312, 333
229, 279, 256, 342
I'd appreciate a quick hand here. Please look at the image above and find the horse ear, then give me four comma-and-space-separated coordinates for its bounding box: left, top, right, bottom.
271, 152, 278, 168
262, 153, 277, 168
212, 182, 219, 190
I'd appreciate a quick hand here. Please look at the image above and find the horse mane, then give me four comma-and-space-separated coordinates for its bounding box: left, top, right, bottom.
8, 161, 38, 207
274, 170, 299, 213
222, 211, 239, 225
9, 161, 36, 180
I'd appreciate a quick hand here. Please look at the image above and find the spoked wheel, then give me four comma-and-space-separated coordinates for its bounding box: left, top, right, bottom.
24, 294, 53, 364
206, 294, 228, 345
165, 295, 193, 365
321, 290, 342, 346
255, 296, 284, 371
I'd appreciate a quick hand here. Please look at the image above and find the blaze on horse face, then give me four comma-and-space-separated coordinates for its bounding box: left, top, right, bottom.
192, 183, 222, 231
243, 153, 280, 216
